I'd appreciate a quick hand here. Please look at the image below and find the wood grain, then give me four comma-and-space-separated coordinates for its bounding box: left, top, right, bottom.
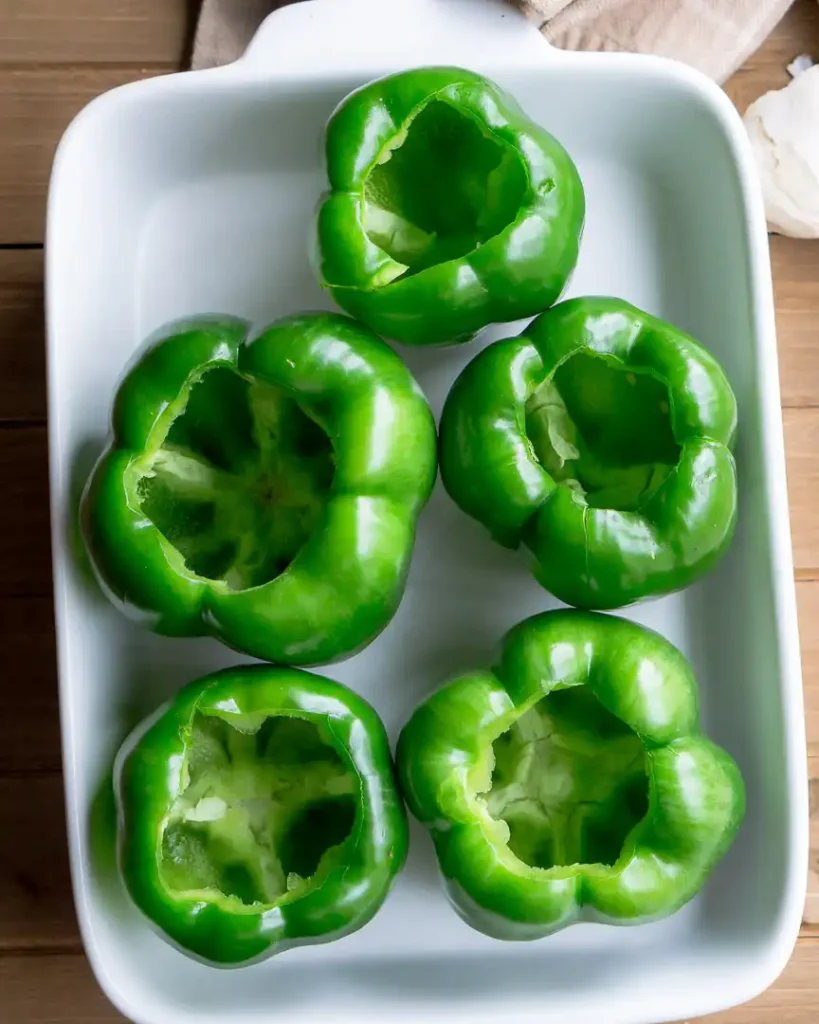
797, 583, 819, 760
0, 953, 124, 1022
0, 774, 78, 952
0, 596, 59, 775
0, 412, 815, 599
807, 768, 819, 928
0, 249, 46, 422
723, 0, 819, 113
0, 67, 174, 243
708, 939, 819, 1022
4, 942, 819, 1023
17, 409, 819, 586
0, 0, 818, 1020
0, 240, 811, 430
786, 410, 819, 574
0, 0, 191, 66
0, 425, 51, 596
773, 237, 819, 409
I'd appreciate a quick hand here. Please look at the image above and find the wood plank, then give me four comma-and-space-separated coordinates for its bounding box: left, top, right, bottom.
0, 554, 804, 796
0, 774, 78, 952
0, 583, 812, 944
0, 246, 808, 424
705, 939, 819, 1022
0, 745, 807, 950
0, 592, 807, 935
0, 249, 46, 422
6, 411, 816, 603
772, 237, 819, 410
797, 582, 819, 760
0, 0, 191, 66
786, 408, 819, 574
0, 593, 812, 915
0, 412, 813, 766
1, 6, 808, 253
2, 942, 819, 1024
0, 410, 813, 597
724, 0, 819, 114
0, 596, 59, 774
0, 239, 811, 420
0, 66, 174, 244
807, 764, 819, 928
721, 5, 819, 415
0, 425, 51, 596
0, 237, 813, 421
0, 952, 123, 1021
0, 9, 817, 1021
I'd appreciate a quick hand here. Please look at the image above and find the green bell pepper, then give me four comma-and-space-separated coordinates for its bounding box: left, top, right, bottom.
316, 66, 585, 346
439, 297, 738, 608
81, 312, 437, 665
397, 610, 744, 940
115, 665, 407, 965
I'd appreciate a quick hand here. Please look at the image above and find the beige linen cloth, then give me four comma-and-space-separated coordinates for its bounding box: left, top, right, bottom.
192, 0, 793, 82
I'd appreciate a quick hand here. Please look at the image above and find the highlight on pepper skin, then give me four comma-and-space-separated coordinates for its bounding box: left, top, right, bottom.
316, 66, 585, 346
396, 609, 745, 941
114, 666, 408, 966
438, 296, 738, 609
79, 311, 438, 665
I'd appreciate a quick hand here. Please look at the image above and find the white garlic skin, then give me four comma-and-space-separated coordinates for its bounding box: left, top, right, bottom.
744, 63, 819, 238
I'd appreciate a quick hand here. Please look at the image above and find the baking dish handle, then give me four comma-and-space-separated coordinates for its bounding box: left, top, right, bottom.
239, 0, 555, 76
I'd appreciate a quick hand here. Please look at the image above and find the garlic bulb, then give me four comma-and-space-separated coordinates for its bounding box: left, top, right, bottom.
744, 62, 819, 238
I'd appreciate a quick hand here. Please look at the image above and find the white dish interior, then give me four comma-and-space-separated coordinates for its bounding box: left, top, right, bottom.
46, 2, 807, 1022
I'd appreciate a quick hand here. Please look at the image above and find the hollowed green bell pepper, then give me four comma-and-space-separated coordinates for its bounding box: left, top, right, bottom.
115, 665, 407, 965
397, 610, 744, 940
439, 297, 738, 608
316, 66, 585, 346
81, 312, 437, 665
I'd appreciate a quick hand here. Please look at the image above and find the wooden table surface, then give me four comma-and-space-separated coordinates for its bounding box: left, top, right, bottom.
1, 1, 818, 1020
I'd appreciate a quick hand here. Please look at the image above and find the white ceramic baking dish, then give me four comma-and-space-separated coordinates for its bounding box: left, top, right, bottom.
46, 1, 808, 1021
